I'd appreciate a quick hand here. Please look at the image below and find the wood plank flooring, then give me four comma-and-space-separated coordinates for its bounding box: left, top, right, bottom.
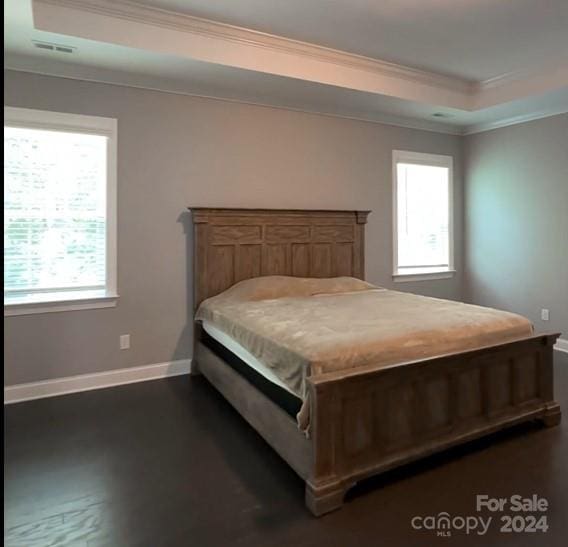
4, 351, 568, 546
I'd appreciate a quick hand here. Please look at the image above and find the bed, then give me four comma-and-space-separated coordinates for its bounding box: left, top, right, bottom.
190, 207, 561, 516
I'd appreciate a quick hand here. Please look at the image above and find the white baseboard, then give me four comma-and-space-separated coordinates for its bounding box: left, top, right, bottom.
4, 358, 192, 404
5, 337, 565, 404
555, 338, 568, 354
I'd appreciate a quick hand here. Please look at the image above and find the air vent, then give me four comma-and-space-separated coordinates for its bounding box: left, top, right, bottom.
55, 45, 75, 53
32, 40, 76, 54
34, 42, 54, 51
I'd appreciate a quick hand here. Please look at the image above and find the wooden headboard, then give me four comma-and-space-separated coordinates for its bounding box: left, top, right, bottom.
189, 208, 370, 307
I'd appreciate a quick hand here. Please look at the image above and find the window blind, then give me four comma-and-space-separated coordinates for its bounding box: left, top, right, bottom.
4, 126, 108, 298
396, 162, 450, 271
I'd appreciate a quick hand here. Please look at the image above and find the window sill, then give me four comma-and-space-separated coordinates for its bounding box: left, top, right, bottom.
4, 292, 119, 316
393, 269, 456, 283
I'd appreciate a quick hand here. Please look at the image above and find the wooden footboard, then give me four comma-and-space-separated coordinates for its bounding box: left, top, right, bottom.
306, 333, 561, 516
194, 333, 560, 517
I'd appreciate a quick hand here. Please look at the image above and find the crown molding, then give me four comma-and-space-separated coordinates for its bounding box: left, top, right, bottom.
32, 0, 474, 109
478, 68, 534, 91
35, 0, 473, 93
463, 107, 568, 135
5, 61, 567, 137
34, 0, 568, 105
25, 0, 568, 130
478, 61, 568, 91
474, 61, 568, 109
4, 63, 462, 135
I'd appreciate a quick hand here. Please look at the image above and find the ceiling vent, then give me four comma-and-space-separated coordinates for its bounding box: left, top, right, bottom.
32, 40, 76, 54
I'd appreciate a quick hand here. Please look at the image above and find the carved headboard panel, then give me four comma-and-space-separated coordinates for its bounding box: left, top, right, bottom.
190, 208, 370, 308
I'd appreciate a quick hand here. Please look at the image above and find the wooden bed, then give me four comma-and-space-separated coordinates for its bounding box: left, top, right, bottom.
189, 207, 561, 516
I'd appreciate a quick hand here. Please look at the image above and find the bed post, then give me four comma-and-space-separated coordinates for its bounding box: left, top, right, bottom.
355, 210, 369, 279
191, 210, 210, 376
538, 335, 562, 427
305, 381, 351, 516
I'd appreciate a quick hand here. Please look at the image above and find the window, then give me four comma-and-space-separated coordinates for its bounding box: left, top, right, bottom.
392, 150, 454, 281
4, 107, 117, 315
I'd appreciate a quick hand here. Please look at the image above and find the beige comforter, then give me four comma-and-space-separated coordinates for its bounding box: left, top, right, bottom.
196, 276, 533, 430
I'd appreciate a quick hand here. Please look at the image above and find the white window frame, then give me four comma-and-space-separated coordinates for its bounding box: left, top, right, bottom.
392, 150, 454, 282
4, 107, 118, 316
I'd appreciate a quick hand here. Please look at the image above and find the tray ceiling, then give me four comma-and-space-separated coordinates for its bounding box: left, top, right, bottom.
4, 0, 568, 134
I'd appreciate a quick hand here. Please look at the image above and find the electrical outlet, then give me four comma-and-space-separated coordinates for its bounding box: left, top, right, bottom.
120, 334, 130, 350
541, 309, 550, 321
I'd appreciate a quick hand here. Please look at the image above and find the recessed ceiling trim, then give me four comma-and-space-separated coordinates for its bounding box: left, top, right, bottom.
479, 61, 568, 90
25, 0, 568, 128
463, 107, 568, 135
6, 61, 567, 137
474, 62, 568, 109
34, 0, 474, 91
4, 61, 463, 135
32, 0, 475, 110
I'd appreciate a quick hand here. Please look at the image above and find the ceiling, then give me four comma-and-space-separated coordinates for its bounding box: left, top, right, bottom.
4, 0, 568, 134
139, 0, 568, 82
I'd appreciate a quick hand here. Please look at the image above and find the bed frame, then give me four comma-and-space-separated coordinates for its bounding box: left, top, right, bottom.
189, 207, 561, 516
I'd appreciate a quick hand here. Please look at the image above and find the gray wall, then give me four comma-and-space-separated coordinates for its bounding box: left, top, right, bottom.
4, 70, 464, 385
464, 114, 568, 337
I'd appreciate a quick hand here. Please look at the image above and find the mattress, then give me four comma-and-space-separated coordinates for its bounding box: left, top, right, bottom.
196, 275, 534, 431
202, 321, 296, 396
201, 325, 302, 418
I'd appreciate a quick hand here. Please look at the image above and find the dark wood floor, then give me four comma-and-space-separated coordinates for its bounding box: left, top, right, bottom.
5, 352, 568, 547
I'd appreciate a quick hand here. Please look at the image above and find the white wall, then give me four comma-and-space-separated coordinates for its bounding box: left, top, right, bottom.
4, 70, 464, 385
465, 114, 568, 338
